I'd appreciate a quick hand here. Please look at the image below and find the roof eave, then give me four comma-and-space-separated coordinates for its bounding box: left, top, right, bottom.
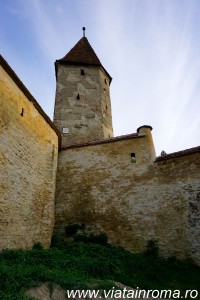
55, 60, 112, 84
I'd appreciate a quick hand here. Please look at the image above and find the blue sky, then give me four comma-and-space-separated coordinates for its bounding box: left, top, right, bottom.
1, 0, 200, 155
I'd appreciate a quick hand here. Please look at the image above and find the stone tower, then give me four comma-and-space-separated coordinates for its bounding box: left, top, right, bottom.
53, 31, 113, 147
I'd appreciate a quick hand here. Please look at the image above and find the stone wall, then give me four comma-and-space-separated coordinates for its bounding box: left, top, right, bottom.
55, 127, 200, 265
55, 127, 156, 248
54, 64, 113, 147
0, 58, 59, 249
154, 151, 200, 264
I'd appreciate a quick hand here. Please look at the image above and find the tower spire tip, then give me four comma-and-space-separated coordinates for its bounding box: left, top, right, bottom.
82, 27, 86, 37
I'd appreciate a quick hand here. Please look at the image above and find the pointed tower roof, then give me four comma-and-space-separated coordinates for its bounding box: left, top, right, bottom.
58, 37, 101, 66
55, 35, 112, 82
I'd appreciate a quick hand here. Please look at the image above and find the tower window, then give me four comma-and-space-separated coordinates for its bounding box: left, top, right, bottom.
63, 128, 69, 134
76, 93, 80, 100
20, 108, 24, 117
104, 78, 107, 85
81, 69, 85, 75
130, 153, 136, 163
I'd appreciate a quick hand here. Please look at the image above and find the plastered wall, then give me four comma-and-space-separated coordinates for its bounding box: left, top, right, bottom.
55, 129, 155, 247
55, 130, 200, 265
0, 64, 59, 249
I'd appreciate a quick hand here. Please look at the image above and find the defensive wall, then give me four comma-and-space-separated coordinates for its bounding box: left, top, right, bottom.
0, 54, 200, 266
0, 55, 60, 249
55, 126, 200, 265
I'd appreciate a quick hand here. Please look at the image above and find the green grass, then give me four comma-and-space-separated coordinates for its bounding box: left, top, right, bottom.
0, 238, 200, 299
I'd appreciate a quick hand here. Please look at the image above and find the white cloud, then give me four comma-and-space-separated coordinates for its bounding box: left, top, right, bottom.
91, 0, 200, 153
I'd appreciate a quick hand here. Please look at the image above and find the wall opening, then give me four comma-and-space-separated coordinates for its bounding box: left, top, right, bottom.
81, 69, 85, 75
130, 153, 136, 163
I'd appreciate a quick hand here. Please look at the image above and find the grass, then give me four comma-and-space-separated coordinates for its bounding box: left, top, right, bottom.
0, 238, 200, 299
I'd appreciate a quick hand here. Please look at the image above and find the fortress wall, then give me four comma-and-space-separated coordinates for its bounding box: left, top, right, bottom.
154, 152, 200, 265
0, 64, 59, 250
55, 130, 157, 252
55, 132, 200, 265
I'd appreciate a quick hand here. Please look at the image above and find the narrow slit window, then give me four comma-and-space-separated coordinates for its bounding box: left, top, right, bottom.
76, 93, 80, 100
81, 69, 85, 75
104, 78, 107, 85
20, 108, 24, 117
130, 153, 136, 163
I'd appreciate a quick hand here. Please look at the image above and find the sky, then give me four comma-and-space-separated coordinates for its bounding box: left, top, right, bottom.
0, 0, 200, 155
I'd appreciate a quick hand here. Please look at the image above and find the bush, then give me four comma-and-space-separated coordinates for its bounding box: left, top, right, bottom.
145, 240, 159, 257
74, 233, 108, 246
50, 234, 67, 249
65, 224, 85, 236
32, 243, 43, 250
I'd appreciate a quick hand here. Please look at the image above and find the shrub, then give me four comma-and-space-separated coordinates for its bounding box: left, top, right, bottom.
65, 224, 85, 236
74, 233, 108, 246
32, 243, 43, 250
50, 234, 67, 249
145, 240, 159, 257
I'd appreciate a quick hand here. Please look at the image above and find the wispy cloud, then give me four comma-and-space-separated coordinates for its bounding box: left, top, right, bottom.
91, 0, 200, 153
17, 0, 64, 62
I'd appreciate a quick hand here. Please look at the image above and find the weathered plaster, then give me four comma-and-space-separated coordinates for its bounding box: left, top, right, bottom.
0, 65, 58, 249
55, 129, 200, 265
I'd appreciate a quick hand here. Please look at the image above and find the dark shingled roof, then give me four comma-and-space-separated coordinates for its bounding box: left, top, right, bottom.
55, 37, 112, 82
0, 54, 61, 147
155, 145, 200, 162
58, 37, 101, 66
